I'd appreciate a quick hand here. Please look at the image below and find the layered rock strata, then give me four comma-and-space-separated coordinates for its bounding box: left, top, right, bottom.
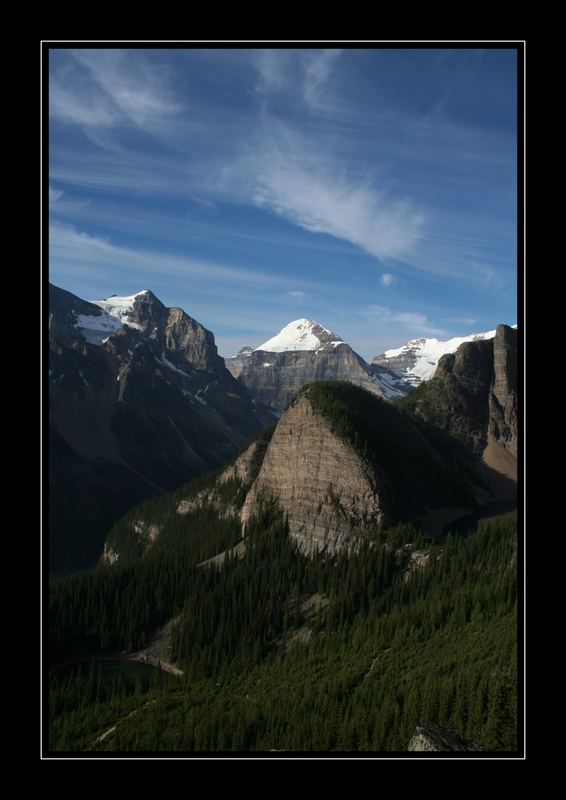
241, 395, 384, 554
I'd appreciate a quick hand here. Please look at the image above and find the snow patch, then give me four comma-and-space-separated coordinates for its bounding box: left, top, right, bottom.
371, 372, 406, 400
378, 328, 505, 385
74, 290, 147, 344
159, 353, 188, 377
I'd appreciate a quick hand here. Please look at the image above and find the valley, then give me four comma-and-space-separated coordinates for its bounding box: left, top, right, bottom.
47, 286, 519, 755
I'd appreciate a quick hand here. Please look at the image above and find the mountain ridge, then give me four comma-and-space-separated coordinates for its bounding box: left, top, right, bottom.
48, 283, 272, 572
225, 320, 411, 412
373, 325, 518, 387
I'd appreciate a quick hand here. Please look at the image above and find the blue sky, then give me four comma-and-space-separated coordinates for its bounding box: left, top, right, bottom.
48, 46, 518, 360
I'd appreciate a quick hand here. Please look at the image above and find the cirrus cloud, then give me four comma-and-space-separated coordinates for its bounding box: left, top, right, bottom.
246, 127, 424, 262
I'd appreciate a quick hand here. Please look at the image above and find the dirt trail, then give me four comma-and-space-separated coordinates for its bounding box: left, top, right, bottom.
86, 700, 156, 750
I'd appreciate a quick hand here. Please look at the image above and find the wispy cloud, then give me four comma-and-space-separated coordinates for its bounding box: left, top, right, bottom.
302, 49, 342, 108
245, 126, 424, 261
380, 273, 396, 287
49, 50, 182, 146
190, 196, 217, 211
49, 222, 314, 292
49, 186, 64, 202
71, 49, 181, 126
49, 77, 119, 132
253, 49, 295, 96
363, 304, 445, 337
282, 290, 322, 305
252, 48, 341, 109
441, 316, 478, 327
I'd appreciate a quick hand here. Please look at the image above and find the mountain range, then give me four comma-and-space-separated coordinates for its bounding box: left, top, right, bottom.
372, 326, 517, 387
48, 282, 517, 574
103, 323, 517, 564
48, 283, 273, 572
225, 319, 515, 414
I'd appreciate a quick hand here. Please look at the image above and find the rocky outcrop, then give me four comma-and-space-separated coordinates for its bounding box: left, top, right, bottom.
372, 327, 511, 387
101, 519, 161, 564
226, 344, 408, 414
489, 325, 517, 458
227, 347, 253, 378
177, 492, 239, 519
396, 545, 431, 581
49, 283, 272, 572
241, 395, 385, 554
238, 379, 481, 553
408, 723, 488, 752
402, 325, 517, 493
217, 439, 264, 486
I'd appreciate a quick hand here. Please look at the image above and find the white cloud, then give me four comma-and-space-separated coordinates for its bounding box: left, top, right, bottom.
363, 304, 445, 337
49, 186, 64, 202
287, 291, 305, 298
441, 316, 478, 326
71, 49, 181, 125
49, 79, 119, 130
49, 50, 181, 145
380, 273, 395, 287
49, 222, 308, 291
252, 49, 342, 111
302, 49, 342, 108
246, 130, 424, 261
253, 49, 295, 95
190, 196, 217, 211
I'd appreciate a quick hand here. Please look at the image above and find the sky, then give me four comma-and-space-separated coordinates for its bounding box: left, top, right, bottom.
47, 46, 518, 360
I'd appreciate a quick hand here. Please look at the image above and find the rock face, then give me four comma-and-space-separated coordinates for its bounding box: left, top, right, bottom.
408, 724, 488, 752
240, 395, 384, 554
489, 324, 518, 458
372, 326, 515, 387
403, 325, 518, 493
102, 370, 508, 563
238, 383, 474, 555
225, 320, 411, 413
48, 283, 272, 572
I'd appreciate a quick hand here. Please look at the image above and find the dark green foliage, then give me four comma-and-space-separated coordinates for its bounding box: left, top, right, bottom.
103, 421, 276, 564
48, 661, 173, 752
397, 364, 490, 457
49, 506, 244, 664
48, 504, 517, 753
303, 382, 474, 513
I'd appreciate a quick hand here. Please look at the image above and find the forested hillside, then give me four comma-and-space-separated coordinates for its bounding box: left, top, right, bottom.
48, 500, 517, 753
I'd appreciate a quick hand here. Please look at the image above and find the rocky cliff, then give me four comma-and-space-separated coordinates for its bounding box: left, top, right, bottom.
104, 379, 478, 563
241, 394, 384, 554
48, 283, 272, 572
408, 724, 488, 752
399, 324, 517, 494
99, 320, 518, 564
372, 326, 514, 387
225, 320, 411, 413
239, 383, 474, 554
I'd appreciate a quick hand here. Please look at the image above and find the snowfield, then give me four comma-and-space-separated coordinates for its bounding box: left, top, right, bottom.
74, 291, 148, 344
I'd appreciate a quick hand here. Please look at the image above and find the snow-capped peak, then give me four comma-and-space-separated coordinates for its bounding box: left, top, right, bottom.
255, 319, 344, 352
90, 290, 149, 321
74, 290, 148, 345
373, 325, 517, 386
